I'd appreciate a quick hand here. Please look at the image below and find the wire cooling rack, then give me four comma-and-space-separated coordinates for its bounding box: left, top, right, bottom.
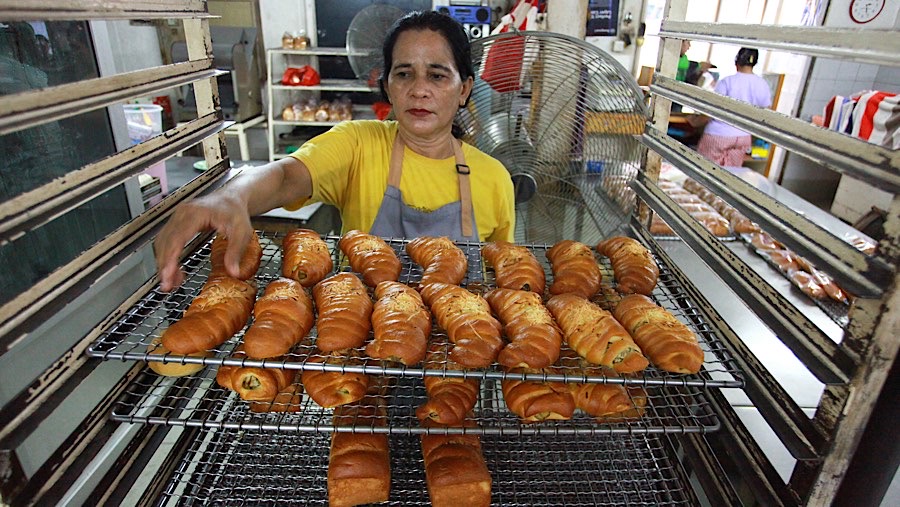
111, 369, 719, 435
157, 428, 694, 506
87, 231, 743, 388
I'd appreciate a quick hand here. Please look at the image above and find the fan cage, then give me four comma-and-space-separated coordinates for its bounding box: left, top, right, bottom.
346, 4, 406, 82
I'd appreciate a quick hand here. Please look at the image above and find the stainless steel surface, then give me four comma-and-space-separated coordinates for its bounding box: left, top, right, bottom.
158, 429, 694, 505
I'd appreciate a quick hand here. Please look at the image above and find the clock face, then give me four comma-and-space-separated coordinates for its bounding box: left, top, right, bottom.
850, 0, 885, 24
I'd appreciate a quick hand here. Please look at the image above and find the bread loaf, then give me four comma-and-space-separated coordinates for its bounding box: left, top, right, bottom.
545, 293, 648, 373
416, 343, 479, 425
313, 273, 373, 353
146, 337, 209, 377
368, 281, 430, 366
419, 283, 503, 368
242, 277, 314, 359
546, 240, 602, 298
215, 347, 297, 402
483, 288, 561, 369
501, 367, 575, 422
338, 230, 401, 287
595, 236, 659, 296
209, 231, 262, 280
481, 241, 545, 294
406, 236, 467, 287
612, 294, 703, 374
302, 350, 369, 408
161, 276, 255, 354
329, 400, 391, 507
421, 422, 491, 507
282, 228, 334, 286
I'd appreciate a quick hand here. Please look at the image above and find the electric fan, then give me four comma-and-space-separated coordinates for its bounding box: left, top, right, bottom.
458, 31, 649, 244
346, 4, 407, 83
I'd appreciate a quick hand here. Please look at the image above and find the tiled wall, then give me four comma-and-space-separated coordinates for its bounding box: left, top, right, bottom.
798, 59, 881, 121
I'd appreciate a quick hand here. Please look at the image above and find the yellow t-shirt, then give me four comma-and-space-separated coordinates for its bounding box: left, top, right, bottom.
289, 120, 515, 242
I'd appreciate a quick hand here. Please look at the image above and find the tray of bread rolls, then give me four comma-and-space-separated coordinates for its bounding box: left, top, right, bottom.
88, 230, 743, 391
157, 427, 693, 506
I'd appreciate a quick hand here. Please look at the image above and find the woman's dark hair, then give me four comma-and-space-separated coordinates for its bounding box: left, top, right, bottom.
378, 10, 475, 107
735, 47, 759, 67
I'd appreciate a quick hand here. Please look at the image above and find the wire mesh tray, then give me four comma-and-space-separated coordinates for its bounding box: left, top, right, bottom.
87, 231, 744, 388
111, 368, 719, 435
158, 429, 694, 506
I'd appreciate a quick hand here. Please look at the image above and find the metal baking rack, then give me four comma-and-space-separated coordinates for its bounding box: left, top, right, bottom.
87, 231, 744, 388
111, 368, 719, 435
157, 429, 694, 505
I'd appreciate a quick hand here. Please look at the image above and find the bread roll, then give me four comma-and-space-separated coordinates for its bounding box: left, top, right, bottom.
416, 343, 479, 425
501, 367, 575, 423
242, 277, 314, 359
595, 236, 659, 296
248, 383, 303, 413
692, 211, 731, 237
483, 288, 561, 369
406, 236, 467, 287
368, 281, 430, 365
302, 351, 369, 408
546, 240, 602, 298
421, 422, 491, 507
338, 230, 401, 287
419, 283, 503, 368
146, 337, 209, 377
545, 293, 648, 373
209, 231, 262, 280
650, 214, 675, 236
313, 273, 373, 353
612, 294, 703, 374
282, 228, 334, 286
161, 276, 255, 354
481, 241, 545, 294
329, 401, 391, 507
562, 355, 647, 420
215, 347, 296, 402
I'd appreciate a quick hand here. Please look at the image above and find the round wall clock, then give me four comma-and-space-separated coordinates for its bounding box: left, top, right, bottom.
849, 0, 885, 24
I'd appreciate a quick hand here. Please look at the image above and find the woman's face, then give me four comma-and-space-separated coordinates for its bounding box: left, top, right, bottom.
386, 29, 473, 141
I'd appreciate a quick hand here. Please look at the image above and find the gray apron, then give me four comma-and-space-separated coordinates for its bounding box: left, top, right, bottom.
369, 134, 479, 242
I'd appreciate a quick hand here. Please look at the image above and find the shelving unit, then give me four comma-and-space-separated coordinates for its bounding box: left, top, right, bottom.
266, 48, 379, 161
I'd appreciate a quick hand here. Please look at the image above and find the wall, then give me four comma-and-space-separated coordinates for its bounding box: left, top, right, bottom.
586, 0, 646, 74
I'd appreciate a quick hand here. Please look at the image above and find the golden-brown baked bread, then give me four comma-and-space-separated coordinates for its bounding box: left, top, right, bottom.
595, 236, 659, 296
313, 273, 373, 353
483, 288, 561, 369
416, 343, 479, 425
650, 214, 675, 236
545, 293, 648, 373
501, 367, 575, 423
146, 337, 209, 377
419, 283, 503, 368
338, 230, 402, 287
546, 240, 602, 298
302, 351, 370, 408
248, 383, 303, 413
564, 359, 647, 421
368, 281, 431, 365
421, 422, 491, 507
329, 401, 391, 507
406, 236, 467, 287
692, 211, 731, 237
162, 276, 256, 354
242, 277, 314, 359
215, 347, 297, 402
481, 241, 545, 294
209, 231, 263, 280
612, 294, 704, 374
282, 228, 334, 286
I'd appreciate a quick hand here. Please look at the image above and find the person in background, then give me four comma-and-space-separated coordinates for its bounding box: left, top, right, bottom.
675, 39, 691, 82
154, 11, 515, 291
697, 47, 772, 167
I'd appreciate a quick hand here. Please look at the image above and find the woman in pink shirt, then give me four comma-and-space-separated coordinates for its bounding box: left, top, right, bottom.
697, 48, 772, 167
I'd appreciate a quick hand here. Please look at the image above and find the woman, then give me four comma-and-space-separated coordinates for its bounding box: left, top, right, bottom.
154, 11, 515, 292
697, 47, 772, 167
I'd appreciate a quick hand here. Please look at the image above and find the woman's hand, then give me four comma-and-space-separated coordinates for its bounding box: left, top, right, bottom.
154, 192, 253, 292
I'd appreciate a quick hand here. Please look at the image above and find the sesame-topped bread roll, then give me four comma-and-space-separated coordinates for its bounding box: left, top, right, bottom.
419, 283, 503, 368
481, 241, 545, 294
242, 277, 314, 359
406, 236, 467, 287
595, 236, 659, 296
161, 276, 255, 354
545, 293, 648, 373
313, 273, 373, 353
282, 228, 333, 287
546, 240, 602, 298
483, 288, 562, 369
209, 231, 262, 281
612, 294, 703, 374
368, 281, 431, 366
338, 230, 401, 287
